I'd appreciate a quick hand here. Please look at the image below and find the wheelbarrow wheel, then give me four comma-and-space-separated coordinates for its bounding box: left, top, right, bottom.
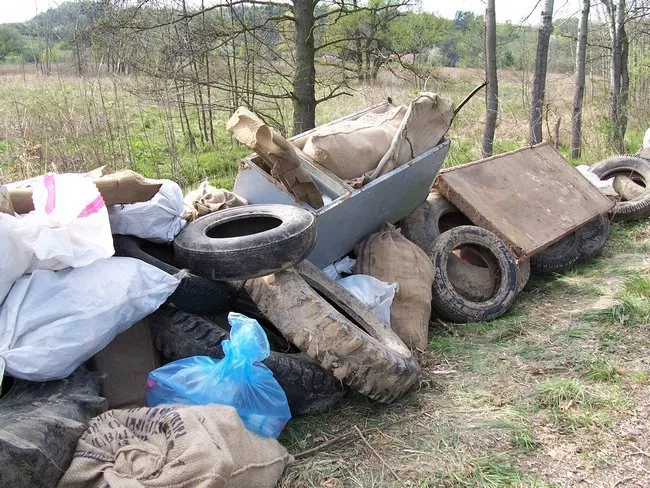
245, 262, 421, 404
428, 225, 519, 323
148, 306, 347, 416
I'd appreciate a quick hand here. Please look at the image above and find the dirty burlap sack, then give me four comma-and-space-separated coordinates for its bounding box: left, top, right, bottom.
58, 404, 293, 488
302, 93, 454, 187
183, 180, 248, 222
354, 224, 435, 350
227, 107, 323, 209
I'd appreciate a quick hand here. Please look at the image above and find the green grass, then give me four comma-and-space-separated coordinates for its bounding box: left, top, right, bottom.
435, 455, 550, 487
535, 378, 589, 409
579, 358, 621, 383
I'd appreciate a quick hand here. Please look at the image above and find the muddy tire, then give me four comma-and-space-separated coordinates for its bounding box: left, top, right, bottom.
590, 156, 650, 222
245, 261, 421, 403
148, 306, 347, 415
531, 231, 585, 273
428, 226, 518, 323
578, 215, 610, 260
113, 235, 238, 315
174, 204, 316, 280
398, 192, 471, 252
0, 368, 107, 488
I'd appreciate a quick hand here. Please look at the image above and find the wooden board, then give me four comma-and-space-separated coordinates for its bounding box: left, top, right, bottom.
435, 143, 615, 258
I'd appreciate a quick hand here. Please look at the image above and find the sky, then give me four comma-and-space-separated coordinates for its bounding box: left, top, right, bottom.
0, 0, 584, 25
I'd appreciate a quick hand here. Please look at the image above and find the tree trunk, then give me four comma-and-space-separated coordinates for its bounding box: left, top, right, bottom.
570, 0, 589, 159
292, 0, 317, 135
482, 0, 498, 158
529, 0, 554, 145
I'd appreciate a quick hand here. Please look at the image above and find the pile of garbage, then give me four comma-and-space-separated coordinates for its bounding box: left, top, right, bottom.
1, 93, 650, 488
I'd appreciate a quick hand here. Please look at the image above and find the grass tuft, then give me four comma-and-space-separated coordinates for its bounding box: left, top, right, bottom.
535, 378, 587, 409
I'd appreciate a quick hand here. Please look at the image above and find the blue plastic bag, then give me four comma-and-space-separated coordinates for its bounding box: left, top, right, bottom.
146, 313, 291, 438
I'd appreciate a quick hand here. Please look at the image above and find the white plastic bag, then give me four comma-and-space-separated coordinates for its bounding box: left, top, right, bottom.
577, 165, 614, 190
336, 274, 398, 326
322, 256, 356, 281
108, 179, 185, 243
0, 173, 114, 304
0, 257, 179, 383
644, 128, 650, 149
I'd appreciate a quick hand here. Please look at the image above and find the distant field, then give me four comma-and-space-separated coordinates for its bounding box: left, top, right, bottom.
1, 65, 647, 189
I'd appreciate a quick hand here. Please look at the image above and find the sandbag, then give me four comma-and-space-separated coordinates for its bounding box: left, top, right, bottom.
302, 104, 406, 181
108, 179, 185, 243
183, 180, 248, 222
354, 224, 435, 349
58, 404, 293, 488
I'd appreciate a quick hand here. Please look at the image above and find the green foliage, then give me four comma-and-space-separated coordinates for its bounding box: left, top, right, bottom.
0, 25, 24, 62
388, 11, 450, 54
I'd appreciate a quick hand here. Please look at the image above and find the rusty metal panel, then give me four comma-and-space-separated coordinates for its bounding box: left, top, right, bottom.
435, 143, 615, 258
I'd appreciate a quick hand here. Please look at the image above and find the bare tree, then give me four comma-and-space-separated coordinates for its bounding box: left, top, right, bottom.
571, 0, 590, 159
292, 0, 318, 135
530, 0, 554, 145
601, 0, 629, 153
482, 0, 497, 158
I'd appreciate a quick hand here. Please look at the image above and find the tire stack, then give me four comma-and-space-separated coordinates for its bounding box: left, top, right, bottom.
397, 190, 611, 324
114, 203, 421, 415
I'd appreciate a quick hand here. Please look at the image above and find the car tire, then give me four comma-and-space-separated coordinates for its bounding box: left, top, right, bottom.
113, 235, 238, 315
398, 192, 472, 252
578, 215, 610, 260
531, 230, 585, 273
590, 156, 650, 221
174, 204, 316, 280
428, 226, 519, 323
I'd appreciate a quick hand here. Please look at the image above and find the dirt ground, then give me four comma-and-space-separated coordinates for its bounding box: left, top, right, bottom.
278, 219, 650, 488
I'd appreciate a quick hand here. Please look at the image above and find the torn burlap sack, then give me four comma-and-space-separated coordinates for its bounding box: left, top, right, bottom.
352, 92, 454, 187
227, 108, 323, 209
301, 104, 406, 181
58, 404, 293, 488
354, 224, 435, 350
183, 180, 248, 222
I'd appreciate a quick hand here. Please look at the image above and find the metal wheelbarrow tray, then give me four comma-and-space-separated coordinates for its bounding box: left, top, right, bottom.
233, 102, 450, 267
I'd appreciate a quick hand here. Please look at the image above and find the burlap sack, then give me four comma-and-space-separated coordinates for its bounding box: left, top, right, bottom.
183, 180, 248, 222
365, 93, 454, 186
58, 404, 293, 488
302, 104, 406, 180
354, 224, 435, 350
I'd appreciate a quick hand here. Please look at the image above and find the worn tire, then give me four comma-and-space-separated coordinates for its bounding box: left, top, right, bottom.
113, 235, 238, 315
428, 226, 518, 323
0, 368, 107, 488
245, 261, 421, 403
174, 204, 316, 280
590, 156, 650, 221
148, 306, 347, 415
578, 215, 610, 260
530, 230, 585, 273
398, 191, 471, 252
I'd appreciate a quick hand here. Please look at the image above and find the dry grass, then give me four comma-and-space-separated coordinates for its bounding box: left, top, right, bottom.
279, 219, 650, 487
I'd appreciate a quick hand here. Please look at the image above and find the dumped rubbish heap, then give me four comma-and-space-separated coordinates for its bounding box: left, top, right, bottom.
1, 93, 649, 488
